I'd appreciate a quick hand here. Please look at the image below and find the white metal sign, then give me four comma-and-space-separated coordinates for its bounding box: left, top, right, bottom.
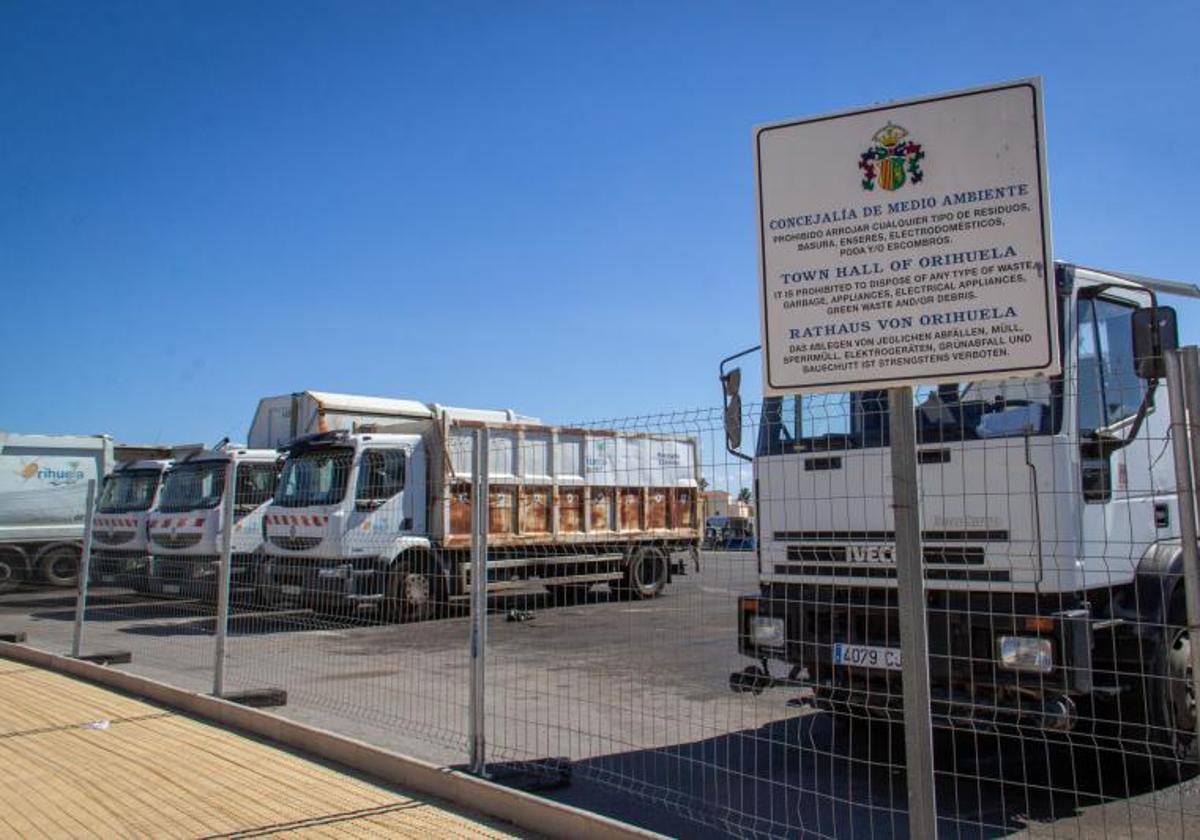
756, 79, 1057, 394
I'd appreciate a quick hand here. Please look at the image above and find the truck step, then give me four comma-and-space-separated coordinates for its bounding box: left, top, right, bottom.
453, 570, 626, 598
480, 553, 624, 572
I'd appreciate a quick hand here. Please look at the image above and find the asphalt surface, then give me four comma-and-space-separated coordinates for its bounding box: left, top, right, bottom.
2, 554, 1198, 838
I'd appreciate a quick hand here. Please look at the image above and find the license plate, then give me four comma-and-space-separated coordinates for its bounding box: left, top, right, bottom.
832, 642, 902, 671
162, 584, 180, 595
281, 585, 303, 596
101, 575, 115, 583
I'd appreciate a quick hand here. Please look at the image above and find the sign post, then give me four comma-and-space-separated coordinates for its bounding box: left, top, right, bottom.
754, 79, 1057, 839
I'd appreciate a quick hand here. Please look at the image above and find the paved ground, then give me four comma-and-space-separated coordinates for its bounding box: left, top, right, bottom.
3, 552, 1199, 838
0, 657, 525, 838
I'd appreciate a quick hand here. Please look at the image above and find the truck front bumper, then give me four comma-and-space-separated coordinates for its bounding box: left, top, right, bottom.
258, 557, 386, 611
150, 555, 257, 602
90, 552, 150, 588
734, 587, 1092, 733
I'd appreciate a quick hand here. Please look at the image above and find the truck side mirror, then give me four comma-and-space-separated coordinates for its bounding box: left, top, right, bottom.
722, 368, 743, 452
1131, 306, 1178, 379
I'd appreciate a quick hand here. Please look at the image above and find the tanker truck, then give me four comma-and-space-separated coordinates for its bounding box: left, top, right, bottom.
0, 432, 114, 590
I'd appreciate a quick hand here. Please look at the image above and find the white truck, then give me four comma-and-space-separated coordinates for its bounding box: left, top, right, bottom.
90, 458, 173, 590
0, 432, 115, 590
726, 263, 1199, 774
260, 407, 701, 620
146, 446, 281, 601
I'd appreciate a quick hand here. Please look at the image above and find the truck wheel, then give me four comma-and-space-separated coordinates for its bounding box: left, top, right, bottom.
1146, 596, 1199, 783
620, 547, 668, 600
385, 558, 439, 623
39, 546, 80, 588
0, 549, 25, 595
1158, 624, 1198, 776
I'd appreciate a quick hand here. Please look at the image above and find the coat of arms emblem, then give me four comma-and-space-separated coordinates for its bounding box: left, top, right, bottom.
859, 122, 924, 191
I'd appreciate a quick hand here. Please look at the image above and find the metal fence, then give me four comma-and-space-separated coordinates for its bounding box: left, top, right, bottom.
3, 351, 1200, 838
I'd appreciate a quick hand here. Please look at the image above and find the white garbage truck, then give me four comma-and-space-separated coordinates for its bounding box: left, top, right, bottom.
146, 445, 281, 601
0, 432, 114, 590
726, 263, 1200, 773
90, 458, 173, 590
260, 406, 701, 620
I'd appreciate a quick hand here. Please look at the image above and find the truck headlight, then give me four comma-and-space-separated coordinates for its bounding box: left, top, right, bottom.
750, 616, 785, 648
997, 636, 1053, 673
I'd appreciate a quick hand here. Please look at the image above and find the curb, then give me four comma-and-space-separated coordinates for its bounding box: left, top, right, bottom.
0, 641, 664, 840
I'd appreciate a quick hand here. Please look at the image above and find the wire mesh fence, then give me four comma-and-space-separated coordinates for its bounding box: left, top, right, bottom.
4, 343, 1200, 836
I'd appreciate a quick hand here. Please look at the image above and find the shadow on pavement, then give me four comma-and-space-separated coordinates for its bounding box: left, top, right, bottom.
500, 713, 1197, 839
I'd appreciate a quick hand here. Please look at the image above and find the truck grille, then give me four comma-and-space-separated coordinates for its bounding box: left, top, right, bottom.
94, 530, 136, 546
151, 533, 204, 549
268, 535, 323, 551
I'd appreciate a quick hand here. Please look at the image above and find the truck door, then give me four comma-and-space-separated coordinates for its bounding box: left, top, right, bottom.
346, 449, 408, 558
1076, 293, 1164, 588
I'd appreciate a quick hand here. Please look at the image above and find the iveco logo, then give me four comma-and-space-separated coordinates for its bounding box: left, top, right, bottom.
845, 544, 895, 563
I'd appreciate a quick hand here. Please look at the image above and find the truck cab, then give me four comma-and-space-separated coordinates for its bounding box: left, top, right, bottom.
90, 458, 172, 590
147, 447, 280, 600
728, 263, 1199, 773
260, 430, 426, 615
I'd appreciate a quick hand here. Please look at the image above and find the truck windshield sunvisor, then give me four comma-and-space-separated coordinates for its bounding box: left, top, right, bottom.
274, 448, 354, 508
157, 463, 227, 513
757, 378, 1063, 457
97, 470, 160, 513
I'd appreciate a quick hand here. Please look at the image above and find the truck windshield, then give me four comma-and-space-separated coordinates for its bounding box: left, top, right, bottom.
157, 463, 227, 513
97, 470, 160, 513
274, 448, 353, 508
757, 377, 1061, 456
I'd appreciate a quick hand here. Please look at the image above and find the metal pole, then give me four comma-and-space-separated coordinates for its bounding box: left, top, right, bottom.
1167, 347, 1200, 752
71, 479, 97, 658
212, 461, 237, 697
887, 385, 938, 839
469, 427, 490, 777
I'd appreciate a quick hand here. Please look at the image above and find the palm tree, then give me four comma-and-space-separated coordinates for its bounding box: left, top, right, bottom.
737, 487, 752, 504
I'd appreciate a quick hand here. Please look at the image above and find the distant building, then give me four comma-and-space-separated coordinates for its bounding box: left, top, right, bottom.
702, 490, 751, 520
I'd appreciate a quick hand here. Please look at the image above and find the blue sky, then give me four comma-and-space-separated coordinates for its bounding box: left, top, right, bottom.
2, 1, 1197, 446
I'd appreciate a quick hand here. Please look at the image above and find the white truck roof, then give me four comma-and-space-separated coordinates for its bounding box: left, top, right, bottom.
248, 391, 537, 449
0, 431, 111, 451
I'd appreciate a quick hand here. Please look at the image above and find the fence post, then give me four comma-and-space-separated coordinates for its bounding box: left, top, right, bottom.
70, 479, 97, 658
887, 385, 938, 839
469, 426, 489, 777
1167, 347, 1200, 752
212, 461, 237, 697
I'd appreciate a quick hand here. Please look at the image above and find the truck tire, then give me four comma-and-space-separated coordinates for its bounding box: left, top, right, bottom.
385, 557, 440, 623
619, 546, 668, 600
39, 545, 80, 588
1144, 593, 1199, 783
0, 549, 25, 595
